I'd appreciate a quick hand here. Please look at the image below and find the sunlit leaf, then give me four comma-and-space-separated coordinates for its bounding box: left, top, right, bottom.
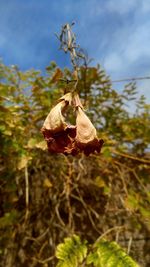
17, 155, 32, 170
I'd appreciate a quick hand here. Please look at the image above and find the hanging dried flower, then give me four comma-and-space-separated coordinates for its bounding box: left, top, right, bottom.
41, 92, 104, 156
41, 93, 76, 154
75, 106, 104, 156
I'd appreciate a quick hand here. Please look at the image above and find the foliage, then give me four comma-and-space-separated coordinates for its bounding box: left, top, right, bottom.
0, 60, 150, 266
56, 235, 139, 267
87, 239, 139, 267
56, 235, 87, 267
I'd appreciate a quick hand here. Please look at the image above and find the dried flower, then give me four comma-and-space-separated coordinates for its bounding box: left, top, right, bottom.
41, 92, 104, 156
41, 93, 76, 154
75, 107, 104, 156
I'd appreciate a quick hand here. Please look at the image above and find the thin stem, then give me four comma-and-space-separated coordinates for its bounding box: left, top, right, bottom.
127, 237, 132, 254
25, 164, 29, 222
95, 226, 125, 244
56, 22, 87, 91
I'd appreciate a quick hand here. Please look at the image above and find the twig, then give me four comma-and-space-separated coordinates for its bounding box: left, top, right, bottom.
114, 160, 149, 197
127, 237, 132, 254
115, 231, 120, 243
115, 165, 128, 196
0, 96, 13, 102
72, 190, 101, 234
31, 256, 54, 264
38, 241, 48, 258
66, 159, 74, 230
56, 22, 89, 91
112, 150, 150, 164
55, 203, 65, 227
95, 226, 126, 244
132, 170, 149, 196
25, 164, 29, 221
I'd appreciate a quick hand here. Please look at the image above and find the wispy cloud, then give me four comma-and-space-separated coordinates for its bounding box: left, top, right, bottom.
96, 1, 150, 82
105, 0, 139, 15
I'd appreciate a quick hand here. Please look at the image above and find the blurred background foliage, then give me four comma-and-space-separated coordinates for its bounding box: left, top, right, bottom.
0, 60, 150, 267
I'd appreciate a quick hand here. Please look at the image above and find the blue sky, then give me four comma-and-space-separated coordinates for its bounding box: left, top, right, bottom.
0, 0, 150, 101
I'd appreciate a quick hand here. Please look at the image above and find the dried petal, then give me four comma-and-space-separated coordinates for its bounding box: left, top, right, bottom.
75, 107, 104, 155
72, 93, 83, 108
60, 92, 73, 106
42, 126, 76, 154
42, 100, 68, 133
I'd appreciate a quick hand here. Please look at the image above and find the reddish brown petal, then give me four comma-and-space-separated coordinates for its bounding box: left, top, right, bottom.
41, 126, 76, 154
76, 138, 104, 156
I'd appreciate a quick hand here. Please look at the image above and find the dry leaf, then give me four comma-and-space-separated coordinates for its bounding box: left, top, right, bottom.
27, 138, 37, 148
35, 140, 47, 150
17, 155, 32, 170
43, 178, 53, 188
51, 68, 63, 83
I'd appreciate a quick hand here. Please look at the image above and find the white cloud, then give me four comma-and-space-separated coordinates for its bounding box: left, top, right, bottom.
124, 22, 150, 63
104, 53, 123, 72
105, 0, 139, 14
101, 12, 150, 80
141, 1, 150, 13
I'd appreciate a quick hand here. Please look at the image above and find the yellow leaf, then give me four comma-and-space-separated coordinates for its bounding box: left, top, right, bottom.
43, 178, 53, 188
17, 155, 32, 170
12, 196, 19, 203
95, 176, 106, 188
35, 141, 47, 150
4, 130, 12, 136
27, 138, 37, 148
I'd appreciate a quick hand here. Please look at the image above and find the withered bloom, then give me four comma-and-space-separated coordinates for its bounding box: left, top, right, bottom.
41, 93, 76, 154
41, 92, 104, 156
75, 107, 104, 156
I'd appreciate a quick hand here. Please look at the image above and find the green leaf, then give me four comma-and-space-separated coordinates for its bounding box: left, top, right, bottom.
56, 235, 87, 267
87, 239, 140, 267
102, 147, 111, 158
0, 210, 19, 228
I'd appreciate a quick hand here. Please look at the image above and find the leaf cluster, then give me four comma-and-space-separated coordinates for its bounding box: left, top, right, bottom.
56, 235, 139, 267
